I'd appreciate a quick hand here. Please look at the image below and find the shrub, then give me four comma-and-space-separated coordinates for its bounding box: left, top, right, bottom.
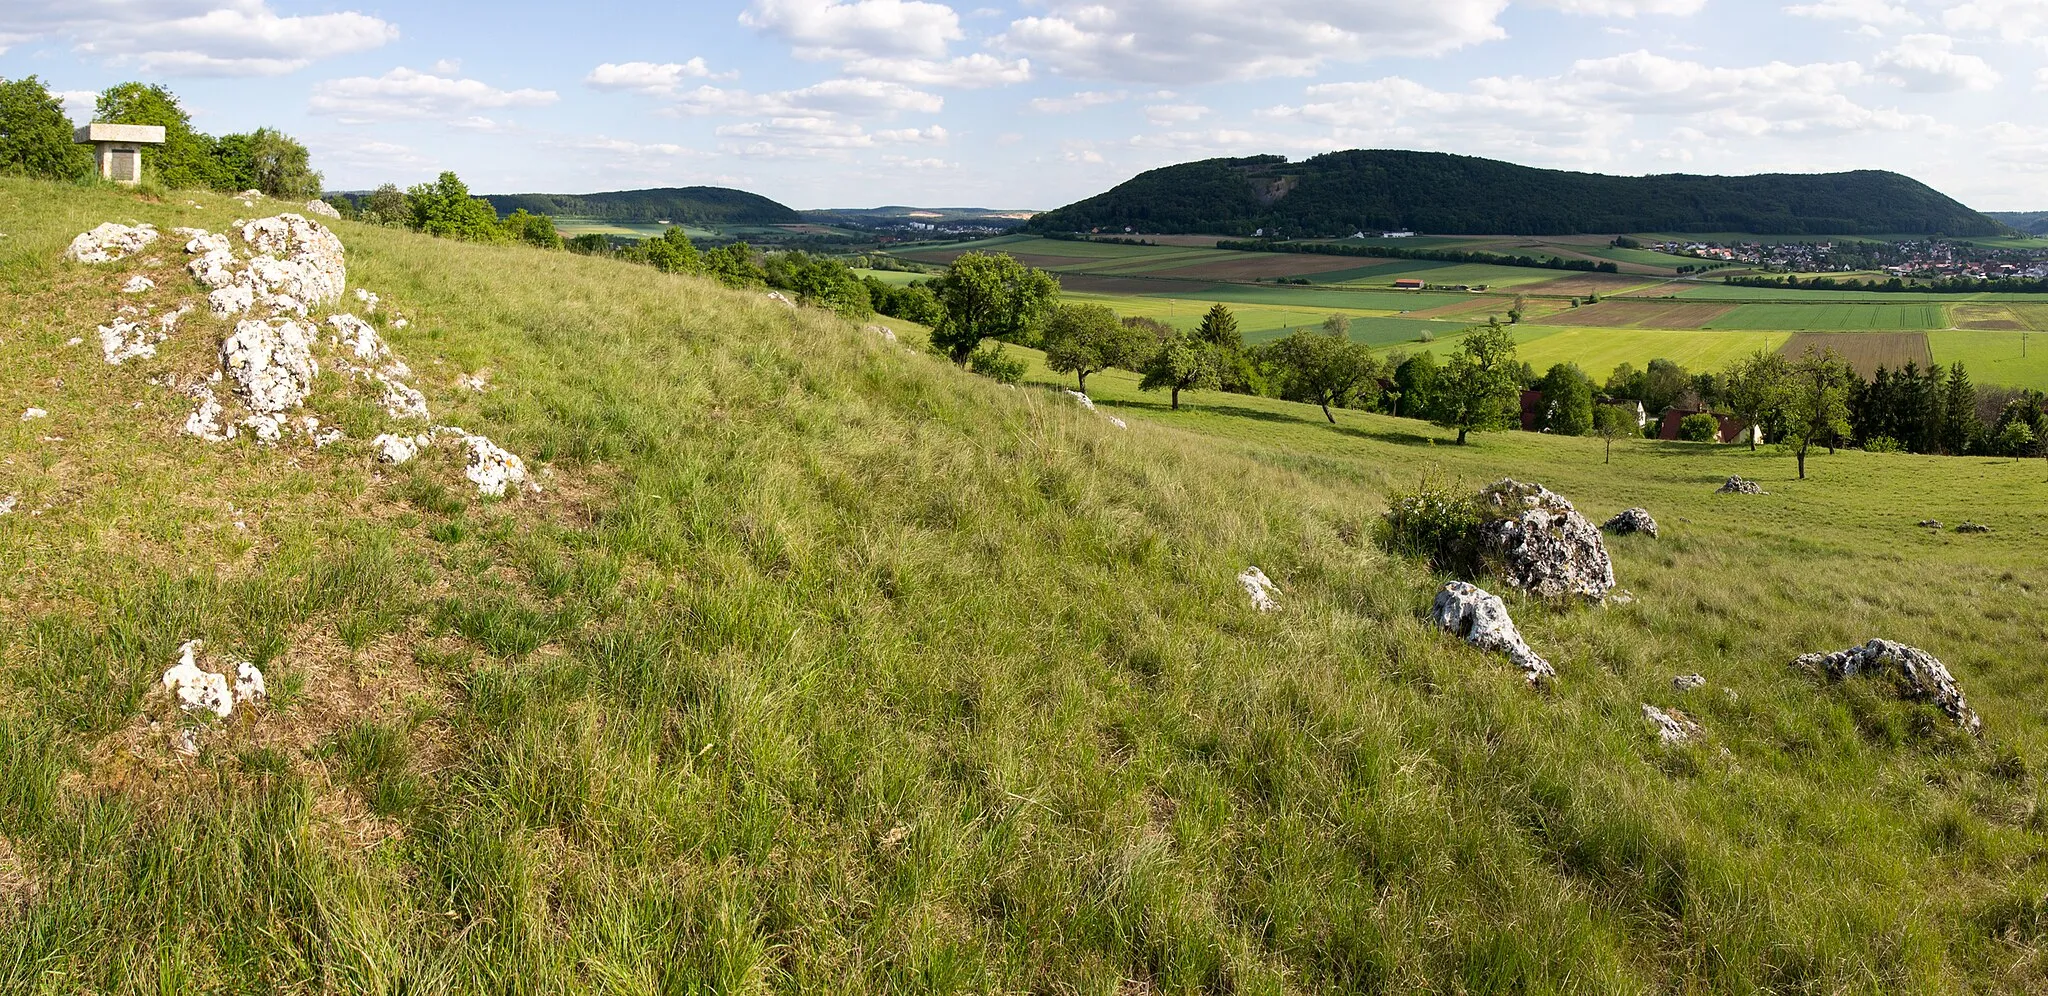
1379, 479, 1482, 574
968, 343, 1026, 384
1863, 435, 1902, 453
1678, 412, 1720, 442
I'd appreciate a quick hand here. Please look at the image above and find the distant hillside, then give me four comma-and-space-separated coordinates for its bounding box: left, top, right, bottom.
1026, 151, 2003, 238
801, 206, 1036, 226
1986, 211, 2048, 236
483, 187, 801, 226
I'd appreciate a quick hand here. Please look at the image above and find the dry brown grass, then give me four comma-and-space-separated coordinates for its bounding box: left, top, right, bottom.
1548, 299, 1738, 328
1779, 331, 1934, 377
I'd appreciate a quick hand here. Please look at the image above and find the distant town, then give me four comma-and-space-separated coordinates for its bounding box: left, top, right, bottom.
1650, 237, 2048, 281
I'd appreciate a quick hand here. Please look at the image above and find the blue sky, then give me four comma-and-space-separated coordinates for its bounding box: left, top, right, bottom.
5, 0, 2045, 209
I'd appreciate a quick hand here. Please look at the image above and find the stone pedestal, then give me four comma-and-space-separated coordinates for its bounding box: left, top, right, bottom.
74, 123, 167, 185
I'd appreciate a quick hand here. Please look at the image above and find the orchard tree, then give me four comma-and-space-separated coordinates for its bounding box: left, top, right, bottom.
1535, 362, 1594, 435
0, 76, 93, 180
358, 183, 408, 226
1432, 320, 1523, 445
1199, 302, 1258, 393
1043, 302, 1140, 393
1139, 326, 1218, 410
406, 172, 505, 242
1391, 352, 1440, 419
1260, 326, 1380, 424
1594, 404, 1634, 464
927, 252, 1059, 365
1783, 346, 1856, 479
1723, 349, 1789, 452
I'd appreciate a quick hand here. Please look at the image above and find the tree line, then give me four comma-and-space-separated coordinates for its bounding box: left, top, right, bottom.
1215, 238, 1621, 274
1721, 273, 2048, 294
0, 77, 320, 197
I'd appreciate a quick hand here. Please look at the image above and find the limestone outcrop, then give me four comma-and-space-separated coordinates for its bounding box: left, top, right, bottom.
1602, 507, 1659, 538
1238, 567, 1281, 613
1475, 480, 1615, 601
1716, 476, 1766, 495
1431, 581, 1554, 682
64, 222, 158, 263
1641, 704, 1703, 744
1794, 639, 1981, 735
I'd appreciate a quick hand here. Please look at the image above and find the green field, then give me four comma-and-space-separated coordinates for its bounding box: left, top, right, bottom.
550, 216, 718, 239
1410, 325, 1791, 371
1703, 302, 1951, 331
1667, 283, 2048, 303
1930, 329, 2048, 386
12, 177, 2048, 992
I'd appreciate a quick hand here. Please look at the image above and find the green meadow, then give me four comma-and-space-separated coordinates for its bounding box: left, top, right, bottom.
7, 177, 2048, 993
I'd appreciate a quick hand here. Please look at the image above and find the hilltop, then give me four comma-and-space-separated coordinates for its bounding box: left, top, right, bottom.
5, 176, 2048, 992
481, 185, 800, 226
1987, 211, 2048, 236
1026, 150, 2005, 238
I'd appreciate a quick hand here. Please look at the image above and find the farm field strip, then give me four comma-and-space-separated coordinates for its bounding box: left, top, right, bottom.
1704, 303, 1949, 331
1547, 300, 1739, 328
1779, 332, 1933, 378
1929, 330, 2048, 388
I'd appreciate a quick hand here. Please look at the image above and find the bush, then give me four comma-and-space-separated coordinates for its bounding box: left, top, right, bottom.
1678, 412, 1719, 442
968, 343, 1026, 385
1379, 479, 1482, 574
1863, 435, 1902, 453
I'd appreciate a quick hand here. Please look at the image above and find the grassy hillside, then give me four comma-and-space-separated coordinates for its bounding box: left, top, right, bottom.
1024, 151, 2004, 238
5, 177, 2048, 994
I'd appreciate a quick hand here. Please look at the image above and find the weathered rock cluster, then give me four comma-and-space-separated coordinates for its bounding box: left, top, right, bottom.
1064, 389, 1129, 430
1475, 479, 1615, 601
60, 214, 532, 496
161, 640, 265, 721
1601, 507, 1658, 538
1795, 639, 1981, 735
1641, 704, 1703, 744
1716, 476, 1767, 495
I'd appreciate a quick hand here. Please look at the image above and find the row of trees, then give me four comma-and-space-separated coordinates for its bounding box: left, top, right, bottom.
1723, 273, 2048, 295
0, 77, 320, 197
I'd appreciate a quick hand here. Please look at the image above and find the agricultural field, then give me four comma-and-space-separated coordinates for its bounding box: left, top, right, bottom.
1416, 325, 1791, 374
1704, 303, 1950, 331
1780, 332, 1934, 377
1930, 330, 2048, 387
1548, 300, 1738, 329
1059, 291, 1453, 346
550, 216, 718, 239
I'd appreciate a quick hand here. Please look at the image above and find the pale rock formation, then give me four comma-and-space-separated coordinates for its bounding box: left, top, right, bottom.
98, 319, 165, 365
462, 433, 529, 496
1107, 416, 1128, 429
457, 373, 489, 393
1642, 704, 1703, 744
161, 641, 264, 720
1601, 507, 1659, 538
64, 222, 159, 264
1717, 476, 1767, 495
379, 377, 430, 420
121, 275, 155, 294
326, 313, 387, 365
0, 495, 16, 515
1954, 522, 1991, 534
220, 318, 319, 415
865, 324, 898, 342
182, 383, 236, 442
1673, 674, 1708, 691
373, 433, 424, 464
1432, 581, 1554, 682
1238, 566, 1281, 613
1475, 480, 1615, 601
353, 287, 379, 313
185, 215, 346, 318
304, 199, 342, 219
21, 409, 46, 421
1067, 390, 1097, 411
1794, 639, 1981, 735
766, 291, 797, 309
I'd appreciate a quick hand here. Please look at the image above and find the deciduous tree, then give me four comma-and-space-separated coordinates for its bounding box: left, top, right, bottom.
1260, 326, 1381, 424
1723, 349, 1789, 452
1594, 404, 1634, 464
1432, 320, 1523, 445
927, 253, 1059, 365
0, 76, 92, 180
1043, 303, 1141, 393
1139, 326, 1218, 410
1784, 346, 1856, 479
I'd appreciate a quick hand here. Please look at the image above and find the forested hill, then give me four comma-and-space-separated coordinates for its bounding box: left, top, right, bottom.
482, 187, 801, 226
1987, 211, 2048, 235
1026, 151, 2003, 237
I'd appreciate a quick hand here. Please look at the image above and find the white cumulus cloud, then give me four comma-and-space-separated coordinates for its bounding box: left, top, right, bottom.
740, 0, 963, 60
993, 0, 1511, 84
2, 0, 396, 75
1874, 33, 2002, 91
1525, 0, 1708, 16
1028, 90, 1128, 113
584, 60, 733, 95
310, 68, 559, 124
1784, 0, 1923, 29
841, 53, 1032, 87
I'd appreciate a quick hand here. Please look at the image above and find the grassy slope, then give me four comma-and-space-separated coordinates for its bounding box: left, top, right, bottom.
6, 179, 2048, 994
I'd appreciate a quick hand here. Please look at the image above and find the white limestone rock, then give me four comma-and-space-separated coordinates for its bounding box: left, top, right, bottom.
1431, 581, 1554, 683
182, 384, 236, 442
1067, 390, 1097, 411
98, 319, 166, 365
766, 291, 797, 309
378, 374, 430, 420
0, 495, 16, 516
1107, 416, 1128, 430
21, 408, 46, 421
304, 198, 342, 219
121, 275, 156, 294
1642, 704, 1703, 744
865, 324, 898, 342
373, 433, 424, 464
457, 373, 490, 393
462, 433, 528, 496
1795, 639, 1981, 735
353, 287, 379, 313
220, 318, 319, 414
1475, 480, 1615, 601
1717, 476, 1767, 495
64, 223, 159, 264
1238, 566, 1281, 613
1673, 674, 1708, 692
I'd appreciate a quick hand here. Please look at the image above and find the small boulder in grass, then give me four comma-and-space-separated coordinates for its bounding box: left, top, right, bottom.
1474, 479, 1614, 601
1954, 522, 1991, 534
1673, 674, 1707, 692
1794, 638, 1980, 736
1431, 581, 1554, 683
1642, 704, 1703, 744
1601, 507, 1658, 538
1917, 520, 1943, 530
1716, 476, 1767, 495
1238, 566, 1280, 613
